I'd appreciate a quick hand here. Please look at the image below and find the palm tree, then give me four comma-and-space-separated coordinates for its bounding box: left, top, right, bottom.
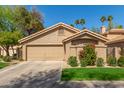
70, 24, 74, 27
80, 19, 85, 29
108, 16, 113, 30
75, 20, 80, 26
100, 16, 106, 26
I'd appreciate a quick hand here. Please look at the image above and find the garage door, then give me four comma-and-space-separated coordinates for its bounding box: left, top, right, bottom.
26, 45, 64, 61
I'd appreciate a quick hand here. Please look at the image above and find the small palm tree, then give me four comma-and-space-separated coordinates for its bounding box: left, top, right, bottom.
70, 24, 74, 27
108, 16, 113, 22
75, 20, 80, 26
108, 16, 113, 30
100, 16, 106, 26
80, 19, 85, 29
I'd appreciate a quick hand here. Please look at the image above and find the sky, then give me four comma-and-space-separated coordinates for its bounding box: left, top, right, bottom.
27, 5, 124, 30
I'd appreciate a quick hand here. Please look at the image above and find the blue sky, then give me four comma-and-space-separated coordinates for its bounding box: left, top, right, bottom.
27, 5, 124, 29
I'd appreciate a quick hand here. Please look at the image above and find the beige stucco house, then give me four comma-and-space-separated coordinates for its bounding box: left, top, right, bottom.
2, 22, 124, 63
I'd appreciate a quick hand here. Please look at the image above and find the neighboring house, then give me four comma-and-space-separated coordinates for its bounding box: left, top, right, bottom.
16, 22, 124, 62
0, 46, 19, 57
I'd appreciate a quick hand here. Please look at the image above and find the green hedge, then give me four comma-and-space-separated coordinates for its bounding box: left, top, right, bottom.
80, 58, 87, 67
96, 58, 104, 67
68, 56, 78, 67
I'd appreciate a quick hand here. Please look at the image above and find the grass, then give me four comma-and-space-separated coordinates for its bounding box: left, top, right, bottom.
0, 62, 9, 69
61, 68, 124, 80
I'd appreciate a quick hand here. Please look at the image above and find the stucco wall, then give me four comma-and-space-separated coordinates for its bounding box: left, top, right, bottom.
22, 27, 76, 60
107, 34, 123, 40
64, 36, 107, 62
24, 28, 75, 45
95, 46, 107, 62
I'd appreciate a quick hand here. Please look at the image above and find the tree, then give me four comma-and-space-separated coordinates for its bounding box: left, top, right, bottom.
0, 6, 44, 56
100, 16, 106, 26
13, 6, 44, 36
0, 6, 44, 36
0, 31, 23, 56
0, 6, 17, 32
80, 19, 86, 29
74, 19, 86, 29
10, 31, 23, 54
70, 24, 74, 27
74, 20, 80, 26
108, 16, 113, 30
116, 25, 123, 29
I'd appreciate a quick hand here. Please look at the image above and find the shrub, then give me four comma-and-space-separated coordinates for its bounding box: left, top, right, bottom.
68, 56, 78, 67
108, 56, 117, 66
118, 56, 124, 67
0, 55, 3, 58
83, 44, 97, 66
80, 58, 87, 67
96, 58, 104, 67
3, 56, 11, 62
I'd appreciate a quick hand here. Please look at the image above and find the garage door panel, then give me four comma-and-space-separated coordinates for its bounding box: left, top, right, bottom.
27, 45, 64, 61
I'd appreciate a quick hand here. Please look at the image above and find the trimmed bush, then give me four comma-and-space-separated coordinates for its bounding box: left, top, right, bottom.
3, 56, 11, 62
80, 58, 87, 67
108, 56, 117, 66
68, 56, 78, 67
96, 58, 104, 67
83, 44, 97, 66
118, 56, 124, 67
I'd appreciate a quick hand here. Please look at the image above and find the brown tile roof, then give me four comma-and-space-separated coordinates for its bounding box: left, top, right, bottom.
102, 29, 124, 35
106, 36, 124, 44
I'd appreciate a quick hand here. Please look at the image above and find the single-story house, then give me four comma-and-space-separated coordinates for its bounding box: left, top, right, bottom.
1, 22, 124, 62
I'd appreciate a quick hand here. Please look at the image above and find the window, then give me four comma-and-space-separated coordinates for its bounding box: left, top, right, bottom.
58, 28, 64, 35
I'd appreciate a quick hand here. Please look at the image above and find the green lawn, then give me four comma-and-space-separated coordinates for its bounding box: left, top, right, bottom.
61, 68, 124, 80
0, 62, 9, 69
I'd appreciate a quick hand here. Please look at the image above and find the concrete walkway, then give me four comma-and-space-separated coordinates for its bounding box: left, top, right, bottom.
0, 61, 124, 88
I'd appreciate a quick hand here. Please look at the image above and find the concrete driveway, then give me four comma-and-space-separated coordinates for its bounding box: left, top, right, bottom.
0, 61, 62, 88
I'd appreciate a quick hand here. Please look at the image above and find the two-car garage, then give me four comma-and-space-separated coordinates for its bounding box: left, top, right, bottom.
26, 45, 64, 61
